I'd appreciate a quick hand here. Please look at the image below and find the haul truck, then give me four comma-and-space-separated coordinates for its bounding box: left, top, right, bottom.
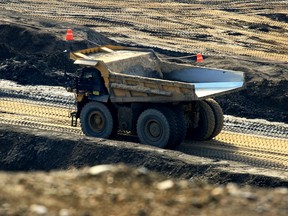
66, 45, 244, 149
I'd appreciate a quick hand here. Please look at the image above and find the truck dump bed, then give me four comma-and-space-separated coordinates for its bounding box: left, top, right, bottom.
70, 45, 244, 102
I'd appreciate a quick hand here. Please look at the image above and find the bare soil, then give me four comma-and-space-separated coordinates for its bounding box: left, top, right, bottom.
0, 125, 288, 216
1, 165, 287, 216
0, 1, 287, 215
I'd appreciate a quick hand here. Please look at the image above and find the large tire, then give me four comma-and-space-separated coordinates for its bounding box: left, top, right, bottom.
80, 102, 114, 138
205, 98, 224, 139
187, 100, 215, 141
173, 107, 187, 146
137, 108, 171, 148
164, 106, 186, 149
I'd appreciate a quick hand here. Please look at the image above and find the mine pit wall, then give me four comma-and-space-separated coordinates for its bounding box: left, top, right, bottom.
0, 125, 287, 188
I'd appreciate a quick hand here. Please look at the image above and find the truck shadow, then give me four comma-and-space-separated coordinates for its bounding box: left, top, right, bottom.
176, 139, 256, 167
114, 133, 287, 172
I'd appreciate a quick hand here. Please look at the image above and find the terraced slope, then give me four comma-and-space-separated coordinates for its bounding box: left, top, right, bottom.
0, 0, 287, 62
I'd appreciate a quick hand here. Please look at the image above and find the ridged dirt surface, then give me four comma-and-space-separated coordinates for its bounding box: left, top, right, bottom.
0, 95, 287, 170
0, 1, 288, 215
0, 0, 287, 62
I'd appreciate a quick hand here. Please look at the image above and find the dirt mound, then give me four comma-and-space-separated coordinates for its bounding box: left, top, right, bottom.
1, 164, 287, 216
0, 125, 287, 215
0, 13, 116, 85
1, 125, 287, 188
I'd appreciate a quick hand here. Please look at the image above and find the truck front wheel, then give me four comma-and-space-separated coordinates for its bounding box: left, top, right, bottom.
80, 102, 114, 138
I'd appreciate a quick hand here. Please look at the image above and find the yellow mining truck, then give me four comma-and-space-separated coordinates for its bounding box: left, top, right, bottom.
66, 45, 244, 148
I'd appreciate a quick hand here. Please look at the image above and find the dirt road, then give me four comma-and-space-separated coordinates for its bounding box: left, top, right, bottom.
1, 96, 287, 171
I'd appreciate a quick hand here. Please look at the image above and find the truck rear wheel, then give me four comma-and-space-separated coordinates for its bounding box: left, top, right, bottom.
187, 100, 215, 140
205, 98, 223, 139
165, 106, 186, 149
80, 102, 114, 138
137, 108, 171, 148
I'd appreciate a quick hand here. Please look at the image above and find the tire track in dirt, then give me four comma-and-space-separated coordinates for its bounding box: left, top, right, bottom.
1, 98, 287, 171
1, 0, 287, 62
2, 88, 287, 139
223, 116, 288, 139
178, 135, 288, 171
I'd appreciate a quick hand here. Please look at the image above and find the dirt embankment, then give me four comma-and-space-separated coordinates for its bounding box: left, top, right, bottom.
0, 125, 288, 216
1, 165, 287, 216
0, 13, 116, 85
1, 125, 288, 186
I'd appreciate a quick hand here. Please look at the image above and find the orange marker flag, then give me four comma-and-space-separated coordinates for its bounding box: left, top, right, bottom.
65, 29, 74, 41
196, 53, 203, 62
